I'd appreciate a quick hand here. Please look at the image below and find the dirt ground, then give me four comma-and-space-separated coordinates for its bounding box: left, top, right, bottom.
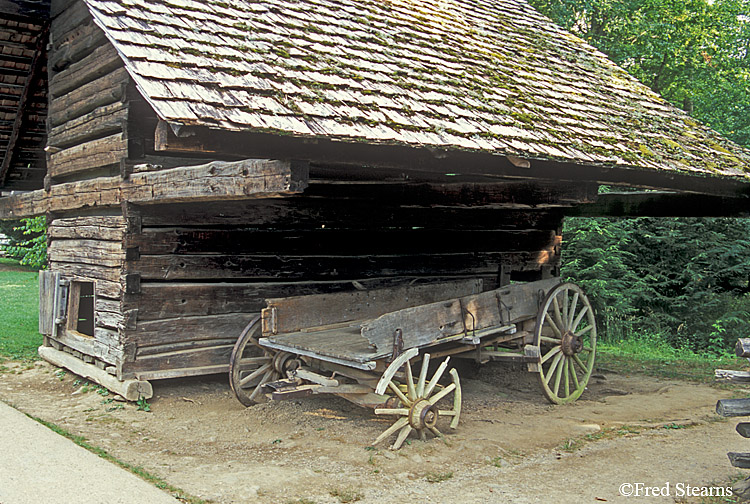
0, 359, 747, 504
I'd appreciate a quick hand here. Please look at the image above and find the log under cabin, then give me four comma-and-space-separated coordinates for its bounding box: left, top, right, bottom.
1, 0, 750, 397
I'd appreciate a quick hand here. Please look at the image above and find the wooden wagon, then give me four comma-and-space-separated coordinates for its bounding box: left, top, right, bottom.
0, 0, 749, 410
228, 278, 596, 448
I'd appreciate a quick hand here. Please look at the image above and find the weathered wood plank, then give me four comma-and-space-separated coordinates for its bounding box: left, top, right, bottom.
48, 67, 128, 127
715, 369, 750, 383
138, 199, 564, 230
52, 327, 123, 365
736, 422, 750, 438
129, 313, 252, 347
49, 21, 108, 73
48, 102, 127, 149
49, 132, 128, 178
128, 228, 558, 256
49, 239, 125, 267
48, 263, 123, 298
125, 344, 235, 378
39, 271, 58, 335
49, 215, 126, 241
131, 253, 508, 281
39, 345, 151, 400
263, 279, 482, 336
361, 278, 558, 352
716, 398, 750, 417
0, 159, 308, 218
49, 43, 122, 99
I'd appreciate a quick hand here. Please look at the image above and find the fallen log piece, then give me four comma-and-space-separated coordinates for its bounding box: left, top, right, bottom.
737, 339, 750, 358
716, 398, 750, 417
737, 423, 750, 438
38, 345, 152, 401
729, 452, 750, 469
715, 369, 750, 383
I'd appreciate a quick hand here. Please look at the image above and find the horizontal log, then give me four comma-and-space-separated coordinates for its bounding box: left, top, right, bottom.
52, 327, 122, 365
49, 215, 126, 241
49, 43, 122, 99
138, 196, 565, 230
716, 398, 750, 417
49, 260, 122, 283
736, 339, 750, 358
714, 369, 750, 383
132, 253, 509, 281
131, 278, 426, 320
733, 477, 750, 501
49, 21, 109, 74
39, 345, 151, 401
120, 363, 228, 381
49, 239, 125, 267
128, 228, 558, 256
129, 313, 253, 347
125, 344, 235, 378
48, 67, 128, 127
49, 132, 128, 178
48, 102, 127, 149
729, 452, 750, 469
0, 159, 308, 219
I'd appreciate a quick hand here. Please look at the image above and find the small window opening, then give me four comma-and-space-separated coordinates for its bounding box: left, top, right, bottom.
68, 281, 95, 336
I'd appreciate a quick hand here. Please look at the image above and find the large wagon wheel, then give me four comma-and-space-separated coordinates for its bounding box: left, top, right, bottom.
534, 282, 597, 404
229, 315, 280, 406
372, 349, 462, 450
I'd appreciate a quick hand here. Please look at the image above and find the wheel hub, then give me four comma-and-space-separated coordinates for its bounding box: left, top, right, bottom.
560, 331, 583, 356
409, 399, 439, 430
272, 352, 300, 374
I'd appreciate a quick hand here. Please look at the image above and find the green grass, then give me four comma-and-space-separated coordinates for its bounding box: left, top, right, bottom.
0, 260, 41, 361
596, 333, 745, 383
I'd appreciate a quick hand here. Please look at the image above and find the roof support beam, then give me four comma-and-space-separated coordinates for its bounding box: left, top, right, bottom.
155, 122, 750, 199
0, 22, 48, 187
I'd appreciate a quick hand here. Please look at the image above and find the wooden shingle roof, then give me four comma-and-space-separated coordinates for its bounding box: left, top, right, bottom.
85, 0, 750, 181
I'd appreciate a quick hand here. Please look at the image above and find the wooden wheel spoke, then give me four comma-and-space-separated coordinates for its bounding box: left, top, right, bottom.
562, 290, 569, 329
428, 383, 456, 405
544, 312, 562, 338
388, 380, 411, 406
540, 336, 561, 345
571, 305, 589, 333
573, 354, 588, 373
552, 296, 565, 334
417, 354, 430, 397
563, 358, 570, 397
405, 361, 416, 401
373, 417, 408, 446
393, 425, 413, 450
553, 356, 564, 395
239, 362, 271, 387
248, 369, 274, 401
429, 426, 442, 438
544, 352, 564, 385
570, 361, 580, 389
541, 345, 561, 364
424, 358, 449, 398
567, 293, 579, 331
374, 408, 409, 415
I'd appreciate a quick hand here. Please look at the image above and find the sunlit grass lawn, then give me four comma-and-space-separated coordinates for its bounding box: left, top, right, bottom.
597, 333, 747, 384
0, 258, 40, 361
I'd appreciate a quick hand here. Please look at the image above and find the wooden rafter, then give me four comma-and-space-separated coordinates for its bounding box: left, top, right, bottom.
0, 22, 49, 187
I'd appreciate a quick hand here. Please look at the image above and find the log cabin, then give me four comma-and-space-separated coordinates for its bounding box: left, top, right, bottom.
1, 0, 749, 399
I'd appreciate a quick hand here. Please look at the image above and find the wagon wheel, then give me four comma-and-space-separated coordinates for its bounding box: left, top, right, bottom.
372, 350, 462, 450
534, 282, 597, 404
229, 315, 280, 406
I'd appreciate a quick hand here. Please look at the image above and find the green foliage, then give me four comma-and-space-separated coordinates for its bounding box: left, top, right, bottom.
529, 0, 750, 145
563, 217, 750, 353
1, 216, 47, 270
